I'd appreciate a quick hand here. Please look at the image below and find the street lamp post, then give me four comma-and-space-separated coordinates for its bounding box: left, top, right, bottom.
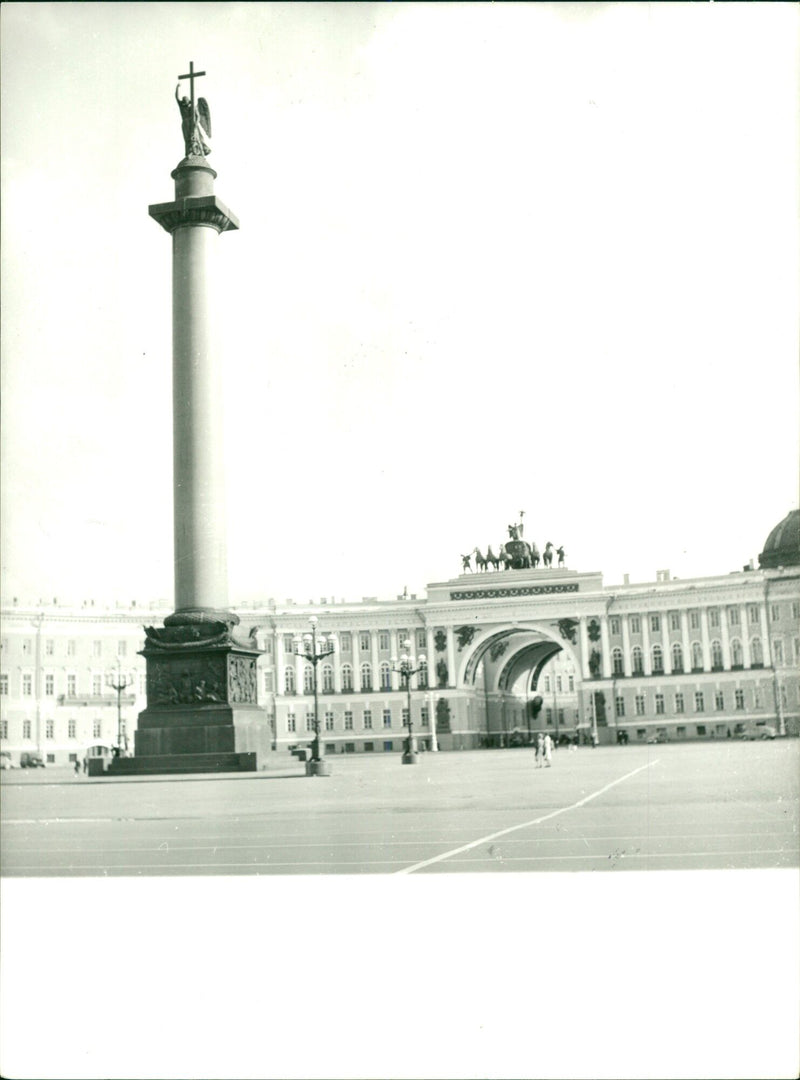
428, 690, 438, 752
294, 617, 336, 777
590, 690, 599, 747
106, 658, 134, 757
391, 639, 426, 764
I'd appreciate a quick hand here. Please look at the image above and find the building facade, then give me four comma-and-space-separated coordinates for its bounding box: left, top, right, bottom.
2, 513, 798, 765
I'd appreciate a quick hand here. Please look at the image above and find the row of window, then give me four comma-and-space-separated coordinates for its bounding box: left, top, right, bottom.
285, 707, 429, 733
6, 638, 134, 658
611, 686, 787, 718
1, 719, 117, 740
0, 671, 143, 697
608, 602, 799, 637
276, 629, 428, 655
609, 636, 798, 675
543, 675, 576, 693
280, 661, 429, 695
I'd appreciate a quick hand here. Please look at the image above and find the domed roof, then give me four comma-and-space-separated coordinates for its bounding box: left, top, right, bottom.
758, 510, 800, 568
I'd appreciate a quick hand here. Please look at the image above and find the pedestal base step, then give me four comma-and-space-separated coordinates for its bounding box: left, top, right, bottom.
106, 751, 257, 776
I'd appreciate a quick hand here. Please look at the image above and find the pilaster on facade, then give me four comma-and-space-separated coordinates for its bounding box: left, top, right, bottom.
390, 629, 400, 691
275, 632, 285, 693
719, 611, 731, 669
579, 617, 591, 680
699, 608, 711, 671
426, 626, 436, 684
351, 629, 362, 692
641, 615, 652, 676
661, 618, 672, 675
600, 615, 612, 678
371, 631, 380, 693
446, 627, 457, 688
740, 607, 752, 667
621, 614, 633, 677
680, 611, 691, 674
759, 603, 772, 667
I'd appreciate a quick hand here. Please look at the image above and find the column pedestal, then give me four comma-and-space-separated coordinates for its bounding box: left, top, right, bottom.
108, 620, 271, 775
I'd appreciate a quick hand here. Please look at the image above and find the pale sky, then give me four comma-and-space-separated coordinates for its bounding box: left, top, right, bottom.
2, 1, 798, 609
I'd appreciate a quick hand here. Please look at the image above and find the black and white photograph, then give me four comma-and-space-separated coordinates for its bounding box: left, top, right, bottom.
1, 3, 798, 1078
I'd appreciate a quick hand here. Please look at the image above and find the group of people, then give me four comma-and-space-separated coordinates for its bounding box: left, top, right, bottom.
534, 732, 554, 767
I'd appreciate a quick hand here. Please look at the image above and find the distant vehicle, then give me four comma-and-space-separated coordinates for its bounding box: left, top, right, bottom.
735, 722, 777, 740
0, 751, 13, 769
20, 752, 45, 768
646, 733, 669, 744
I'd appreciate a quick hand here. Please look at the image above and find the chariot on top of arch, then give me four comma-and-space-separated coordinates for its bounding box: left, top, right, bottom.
461, 511, 566, 573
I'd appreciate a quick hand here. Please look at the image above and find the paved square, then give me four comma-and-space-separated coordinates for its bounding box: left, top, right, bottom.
1, 740, 797, 876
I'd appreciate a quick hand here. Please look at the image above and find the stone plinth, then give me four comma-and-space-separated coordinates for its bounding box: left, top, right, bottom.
108, 620, 272, 776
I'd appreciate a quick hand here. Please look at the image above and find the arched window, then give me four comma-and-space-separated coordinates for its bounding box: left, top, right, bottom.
671, 642, 683, 673
651, 644, 664, 674
710, 640, 723, 670
380, 661, 392, 690
612, 648, 624, 675
750, 637, 763, 665
303, 665, 314, 694
417, 660, 428, 688
341, 664, 353, 691
691, 642, 703, 670
730, 638, 743, 667
284, 666, 296, 694
321, 664, 333, 692
632, 646, 644, 675
360, 663, 373, 691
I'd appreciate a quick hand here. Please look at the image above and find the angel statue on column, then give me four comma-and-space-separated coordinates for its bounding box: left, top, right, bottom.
175, 85, 212, 158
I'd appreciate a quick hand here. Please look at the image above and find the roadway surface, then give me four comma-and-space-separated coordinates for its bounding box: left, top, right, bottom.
1, 740, 797, 876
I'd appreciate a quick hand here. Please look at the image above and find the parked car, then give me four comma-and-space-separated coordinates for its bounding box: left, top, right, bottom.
736, 723, 777, 740
20, 752, 45, 768
0, 751, 13, 769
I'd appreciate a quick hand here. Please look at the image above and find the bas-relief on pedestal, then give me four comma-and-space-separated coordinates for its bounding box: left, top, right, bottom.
120, 622, 270, 771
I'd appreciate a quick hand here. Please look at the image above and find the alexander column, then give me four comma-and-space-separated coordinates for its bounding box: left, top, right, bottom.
112, 64, 269, 774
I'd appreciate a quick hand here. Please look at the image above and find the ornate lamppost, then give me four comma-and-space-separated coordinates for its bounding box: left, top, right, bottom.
106, 658, 134, 757
391, 639, 426, 765
294, 617, 336, 777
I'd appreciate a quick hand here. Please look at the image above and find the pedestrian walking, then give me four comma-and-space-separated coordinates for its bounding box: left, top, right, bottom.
535, 733, 544, 768
74, 759, 81, 776
543, 732, 553, 767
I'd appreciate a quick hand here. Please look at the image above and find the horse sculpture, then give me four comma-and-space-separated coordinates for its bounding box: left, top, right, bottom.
543, 541, 554, 567
485, 545, 500, 571
474, 547, 488, 572
530, 542, 540, 568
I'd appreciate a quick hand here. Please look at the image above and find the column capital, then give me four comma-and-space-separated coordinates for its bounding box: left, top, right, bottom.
149, 195, 240, 234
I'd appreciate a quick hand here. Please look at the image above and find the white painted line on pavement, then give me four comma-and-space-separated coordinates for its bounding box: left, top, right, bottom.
2, 818, 118, 825
395, 758, 660, 875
